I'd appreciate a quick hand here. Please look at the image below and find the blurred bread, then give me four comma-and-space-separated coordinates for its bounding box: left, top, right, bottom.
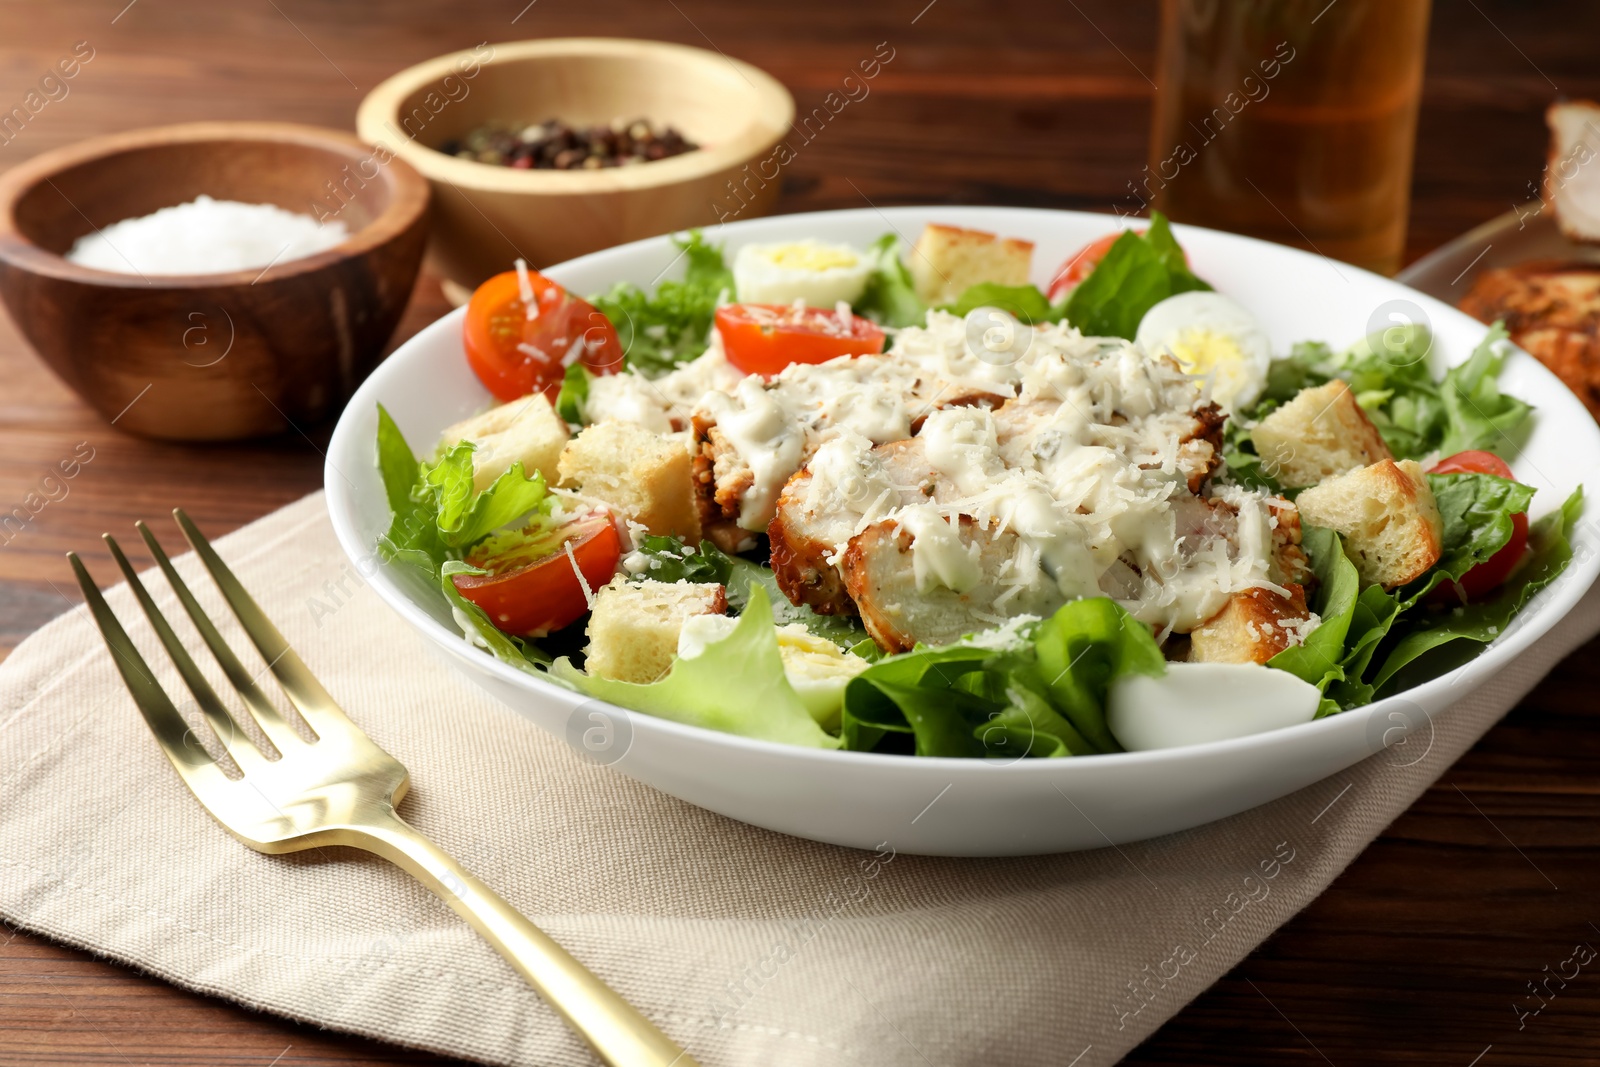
441, 392, 569, 493
1459, 262, 1600, 419
558, 420, 700, 540
1251, 380, 1393, 488
908, 223, 1034, 306
583, 577, 727, 684
1545, 100, 1600, 244
1294, 459, 1442, 589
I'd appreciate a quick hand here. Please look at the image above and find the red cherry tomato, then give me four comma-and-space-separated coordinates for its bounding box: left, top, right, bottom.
1428, 449, 1515, 480
463, 268, 624, 404
714, 303, 886, 377
452, 514, 621, 637
1427, 450, 1529, 600
1047, 232, 1126, 301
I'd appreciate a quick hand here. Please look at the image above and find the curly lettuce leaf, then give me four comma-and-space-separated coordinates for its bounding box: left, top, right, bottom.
1236, 323, 1533, 463
550, 585, 840, 749
588, 230, 731, 376
855, 233, 927, 329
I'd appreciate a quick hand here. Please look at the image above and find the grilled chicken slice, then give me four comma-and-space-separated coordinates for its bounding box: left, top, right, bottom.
840, 516, 1068, 653
1459, 262, 1600, 420
769, 438, 947, 616
990, 397, 1224, 493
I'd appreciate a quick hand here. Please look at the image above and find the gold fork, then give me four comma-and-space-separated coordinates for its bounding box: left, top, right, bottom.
68, 510, 697, 1067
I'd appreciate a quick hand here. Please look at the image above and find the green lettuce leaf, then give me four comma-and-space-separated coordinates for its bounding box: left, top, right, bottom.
1059, 212, 1213, 340
1371, 487, 1584, 693
588, 230, 732, 376
1267, 526, 1359, 690
939, 282, 1057, 324
439, 560, 552, 673
1235, 323, 1533, 463
554, 363, 590, 424
855, 233, 927, 329
626, 534, 736, 585
551, 585, 841, 749
841, 597, 1164, 757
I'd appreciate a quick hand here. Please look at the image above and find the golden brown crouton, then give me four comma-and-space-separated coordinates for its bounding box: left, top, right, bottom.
441, 392, 569, 493
583, 577, 727, 684
558, 421, 700, 540
1294, 459, 1443, 589
908, 223, 1035, 306
1251, 380, 1393, 489
1188, 584, 1312, 665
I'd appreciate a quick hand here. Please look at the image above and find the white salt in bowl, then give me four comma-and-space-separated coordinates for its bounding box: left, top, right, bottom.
0, 121, 431, 440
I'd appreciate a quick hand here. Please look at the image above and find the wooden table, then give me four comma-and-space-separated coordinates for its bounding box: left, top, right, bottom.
2, 2, 1597, 1063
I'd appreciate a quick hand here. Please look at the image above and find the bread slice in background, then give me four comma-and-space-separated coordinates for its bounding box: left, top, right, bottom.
1295, 459, 1442, 589
908, 223, 1034, 306
1251, 380, 1393, 488
1546, 100, 1600, 244
583, 577, 727, 684
1459, 262, 1600, 419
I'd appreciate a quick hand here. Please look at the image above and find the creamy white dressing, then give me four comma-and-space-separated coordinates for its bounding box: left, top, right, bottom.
581, 308, 1282, 633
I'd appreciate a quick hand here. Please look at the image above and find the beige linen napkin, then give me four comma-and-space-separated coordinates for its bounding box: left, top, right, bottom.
1, 492, 1596, 1067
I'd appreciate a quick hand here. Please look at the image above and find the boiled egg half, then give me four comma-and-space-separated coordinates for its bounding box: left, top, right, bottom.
1135, 291, 1272, 411
1106, 662, 1320, 752
733, 240, 872, 307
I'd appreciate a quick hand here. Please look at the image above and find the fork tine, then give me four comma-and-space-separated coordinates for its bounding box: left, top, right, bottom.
136, 520, 314, 750
104, 533, 269, 770
171, 509, 350, 735
68, 552, 231, 790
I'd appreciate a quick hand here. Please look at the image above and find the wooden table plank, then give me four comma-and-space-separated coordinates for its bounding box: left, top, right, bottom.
2, 1, 1598, 1064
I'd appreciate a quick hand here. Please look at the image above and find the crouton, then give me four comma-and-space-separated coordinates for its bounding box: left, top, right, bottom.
583, 577, 727, 684
558, 421, 700, 540
1188, 585, 1312, 665
908, 223, 1035, 306
441, 392, 569, 493
1544, 100, 1600, 244
1251, 380, 1393, 488
1294, 459, 1442, 589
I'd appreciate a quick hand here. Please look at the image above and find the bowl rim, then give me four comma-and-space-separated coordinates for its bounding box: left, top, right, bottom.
0, 120, 432, 289
325, 204, 1600, 777
355, 37, 796, 196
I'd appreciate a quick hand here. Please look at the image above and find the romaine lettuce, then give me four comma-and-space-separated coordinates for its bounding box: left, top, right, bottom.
840, 597, 1164, 757
551, 585, 841, 749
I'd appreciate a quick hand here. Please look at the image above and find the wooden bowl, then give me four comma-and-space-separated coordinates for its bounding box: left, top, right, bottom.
356, 38, 794, 291
0, 122, 430, 441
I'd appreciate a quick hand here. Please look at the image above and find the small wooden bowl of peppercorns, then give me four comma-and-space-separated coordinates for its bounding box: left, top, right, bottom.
358, 38, 794, 294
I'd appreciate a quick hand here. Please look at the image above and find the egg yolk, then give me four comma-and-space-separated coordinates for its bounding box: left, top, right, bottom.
763, 244, 859, 271
1163, 327, 1246, 377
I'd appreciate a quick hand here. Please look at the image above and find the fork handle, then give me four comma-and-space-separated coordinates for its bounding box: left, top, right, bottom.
352, 810, 698, 1067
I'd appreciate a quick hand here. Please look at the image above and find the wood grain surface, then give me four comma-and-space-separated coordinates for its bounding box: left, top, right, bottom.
1, 2, 1597, 1064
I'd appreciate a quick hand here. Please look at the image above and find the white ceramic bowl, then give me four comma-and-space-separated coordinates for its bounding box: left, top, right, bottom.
325, 206, 1600, 857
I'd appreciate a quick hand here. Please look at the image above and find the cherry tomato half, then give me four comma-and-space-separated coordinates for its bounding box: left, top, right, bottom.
1427, 450, 1529, 600
452, 514, 622, 637
463, 267, 624, 404
714, 303, 886, 377
1047, 232, 1125, 301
